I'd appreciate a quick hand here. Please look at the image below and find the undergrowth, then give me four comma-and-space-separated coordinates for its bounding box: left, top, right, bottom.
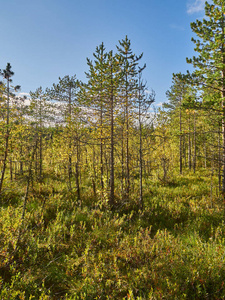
0, 169, 225, 299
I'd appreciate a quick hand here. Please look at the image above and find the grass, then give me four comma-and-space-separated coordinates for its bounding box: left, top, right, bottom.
0, 168, 225, 299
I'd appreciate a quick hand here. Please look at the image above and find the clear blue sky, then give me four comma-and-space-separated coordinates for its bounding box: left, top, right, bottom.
0, 0, 207, 106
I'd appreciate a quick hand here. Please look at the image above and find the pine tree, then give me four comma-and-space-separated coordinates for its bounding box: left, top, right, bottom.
0, 63, 20, 194
186, 0, 225, 194
105, 50, 122, 207
46, 76, 81, 192
85, 43, 108, 192
136, 66, 154, 207
116, 36, 143, 199
30, 87, 50, 181
165, 73, 190, 174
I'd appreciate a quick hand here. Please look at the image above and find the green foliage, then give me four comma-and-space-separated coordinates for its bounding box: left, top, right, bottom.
0, 168, 225, 299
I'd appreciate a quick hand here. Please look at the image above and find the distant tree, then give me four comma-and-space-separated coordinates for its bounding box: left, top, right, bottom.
165, 73, 189, 174
0, 63, 20, 195
47, 75, 81, 195
13, 95, 30, 174
30, 87, 50, 181
136, 66, 155, 207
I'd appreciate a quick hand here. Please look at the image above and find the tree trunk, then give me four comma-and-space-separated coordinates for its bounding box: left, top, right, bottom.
218, 122, 222, 191
204, 136, 207, 169
109, 62, 115, 208
188, 114, 192, 171
221, 15, 225, 198
100, 93, 104, 191
92, 146, 97, 198
139, 115, 143, 208
14, 138, 38, 253
76, 142, 80, 200
0, 78, 10, 195
121, 125, 125, 199
183, 134, 187, 167
179, 105, 182, 175
138, 74, 143, 209
221, 91, 225, 197
39, 132, 43, 180
125, 90, 130, 199
193, 111, 196, 173
68, 87, 72, 191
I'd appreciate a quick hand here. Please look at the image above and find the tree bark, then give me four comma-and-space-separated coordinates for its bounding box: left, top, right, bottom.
193, 111, 196, 173
0, 78, 10, 195
109, 61, 115, 208
188, 113, 192, 171
179, 103, 182, 175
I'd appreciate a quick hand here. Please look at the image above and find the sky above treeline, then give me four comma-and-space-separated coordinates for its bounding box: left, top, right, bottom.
0, 0, 209, 106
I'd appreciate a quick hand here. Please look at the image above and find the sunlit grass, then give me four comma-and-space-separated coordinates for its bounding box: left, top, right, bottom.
1, 168, 225, 298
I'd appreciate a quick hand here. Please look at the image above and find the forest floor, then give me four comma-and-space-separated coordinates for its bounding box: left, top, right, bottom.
0, 168, 225, 299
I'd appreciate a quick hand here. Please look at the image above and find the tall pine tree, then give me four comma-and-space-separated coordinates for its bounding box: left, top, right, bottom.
187, 0, 225, 195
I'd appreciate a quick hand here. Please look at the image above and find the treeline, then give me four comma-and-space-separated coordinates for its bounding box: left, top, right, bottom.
163, 0, 225, 198
0, 36, 157, 208
1, 0, 225, 208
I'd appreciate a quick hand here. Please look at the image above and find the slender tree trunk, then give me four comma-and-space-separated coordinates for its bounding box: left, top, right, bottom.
125, 70, 130, 199
92, 146, 97, 198
211, 154, 214, 208
85, 147, 88, 165
125, 95, 130, 199
20, 146, 23, 175
38, 94, 44, 182
35, 147, 38, 177
10, 159, 13, 181
183, 134, 187, 167
188, 114, 192, 171
222, 30, 225, 197
138, 74, 143, 209
221, 16, 225, 201
218, 122, 222, 191
220, 15, 225, 197
204, 136, 207, 169
100, 97, 104, 190
105, 151, 109, 185
139, 114, 143, 208
109, 63, 115, 208
121, 125, 124, 199
193, 111, 196, 173
68, 154, 72, 191
14, 138, 38, 253
76, 141, 80, 200
0, 79, 10, 195
0, 134, 9, 194
68, 87, 73, 191
39, 131, 43, 180
179, 104, 182, 175
221, 89, 225, 197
